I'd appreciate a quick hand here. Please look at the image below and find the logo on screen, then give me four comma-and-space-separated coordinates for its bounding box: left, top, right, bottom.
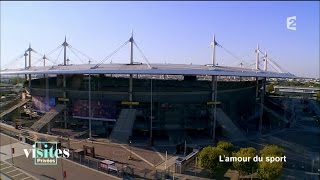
287, 16, 296, 31
23, 142, 70, 165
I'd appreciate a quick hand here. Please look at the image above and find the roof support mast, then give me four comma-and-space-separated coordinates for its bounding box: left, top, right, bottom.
63, 36, 68, 66
128, 31, 135, 142
212, 35, 216, 66
27, 44, 32, 88
62, 36, 68, 129
264, 52, 268, 72
128, 31, 136, 142
256, 44, 259, 70
130, 31, 134, 65
42, 54, 51, 133
24, 51, 28, 82
43, 54, 46, 67
211, 34, 218, 143
255, 44, 260, 98
129, 31, 134, 108
255, 44, 260, 134
259, 51, 267, 133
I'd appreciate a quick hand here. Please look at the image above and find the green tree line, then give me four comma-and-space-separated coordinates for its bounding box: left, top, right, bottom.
198, 141, 285, 179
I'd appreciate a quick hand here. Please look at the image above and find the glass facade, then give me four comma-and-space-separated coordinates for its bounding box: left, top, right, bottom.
30, 75, 257, 143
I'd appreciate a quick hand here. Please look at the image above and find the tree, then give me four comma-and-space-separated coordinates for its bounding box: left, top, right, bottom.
232, 147, 258, 175
260, 145, 285, 157
258, 145, 285, 180
198, 146, 229, 177
217, 141, 234, 156
10, 76, 25, 84
316, 91, 320, 101
258, 161, 283, 180
266, 84, 274, 93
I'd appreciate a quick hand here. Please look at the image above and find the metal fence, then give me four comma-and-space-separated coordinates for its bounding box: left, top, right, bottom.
0, 126, 205, 180
154, 164, 175, 180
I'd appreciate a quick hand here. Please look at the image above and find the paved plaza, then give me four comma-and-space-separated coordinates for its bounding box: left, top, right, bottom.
0, 133, 120, 180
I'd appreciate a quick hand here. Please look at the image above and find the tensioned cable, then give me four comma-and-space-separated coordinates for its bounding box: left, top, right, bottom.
215, 42, 259, 71
68, 45, 97, 64
216, 42, 243, 63
43, 56, 57, 66
244, 62, 256, 68
1, 54, 25, 69
267, 58, 288, 73
267, 59, 282, 73
133, 41, 152, 69
93, 40, 130, 68
46, 45, 63, 56
258, 49, 286, 73
52, 47, 63, 65
68, 47, 87, 64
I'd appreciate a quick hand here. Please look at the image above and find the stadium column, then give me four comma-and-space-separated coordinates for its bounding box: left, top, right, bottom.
88, 74, 92, 140
129, 32, 134, 108
63, 76, 67, 129
129, 75, 133, 108
259, 78, 265, 133
63, 36, 68, 129
255, 44, 260, 121
150, 78, 153, 144
212, 75, 218, 142
211, 34, 218, 142
259, 52, 267, 133
46, 75, 51, 133
43, 55, 51, 133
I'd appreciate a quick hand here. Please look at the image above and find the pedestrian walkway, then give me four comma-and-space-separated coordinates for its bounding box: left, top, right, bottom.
0, 141, 31, 161
0, 161, 38, 180
216, 108, 246, 140
0, 99, 30, 118
110, 109, 136, 143
0, 134, 38, 180
156, 156, 179, 171
30, 104, 65, 132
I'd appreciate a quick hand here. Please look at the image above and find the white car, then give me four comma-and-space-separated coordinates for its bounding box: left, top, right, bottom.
99, 159, 118, 173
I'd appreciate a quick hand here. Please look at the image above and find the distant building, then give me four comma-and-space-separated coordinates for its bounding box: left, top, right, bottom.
273, 86, 320, 98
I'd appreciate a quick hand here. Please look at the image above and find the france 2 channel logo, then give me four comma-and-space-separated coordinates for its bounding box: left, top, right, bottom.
287, 16, 296, 31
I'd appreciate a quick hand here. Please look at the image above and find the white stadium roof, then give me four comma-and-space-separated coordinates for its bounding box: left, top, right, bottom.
0, 63, 296, 78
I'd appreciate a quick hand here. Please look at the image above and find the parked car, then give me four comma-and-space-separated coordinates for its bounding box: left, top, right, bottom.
99, 159, 118, 174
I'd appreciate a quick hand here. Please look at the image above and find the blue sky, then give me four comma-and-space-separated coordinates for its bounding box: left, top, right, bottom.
1, 1, 319, 78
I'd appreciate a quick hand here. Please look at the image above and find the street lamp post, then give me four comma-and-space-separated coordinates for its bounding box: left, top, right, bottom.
165, 151, 167, 170
128, 140, 132, 160
312, 159, 314, 172
61, 153, 65, 180
10, 136, 14, 166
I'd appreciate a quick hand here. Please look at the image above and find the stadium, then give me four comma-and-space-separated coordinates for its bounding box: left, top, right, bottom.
1, 34, 295, 145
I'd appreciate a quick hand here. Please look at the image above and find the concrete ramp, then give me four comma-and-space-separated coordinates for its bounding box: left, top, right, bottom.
0, 99, 30, 118
109, 109, 136, 143
30, 104, 65, 132
216, 108, 246, 140
262, 106, 288, 123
